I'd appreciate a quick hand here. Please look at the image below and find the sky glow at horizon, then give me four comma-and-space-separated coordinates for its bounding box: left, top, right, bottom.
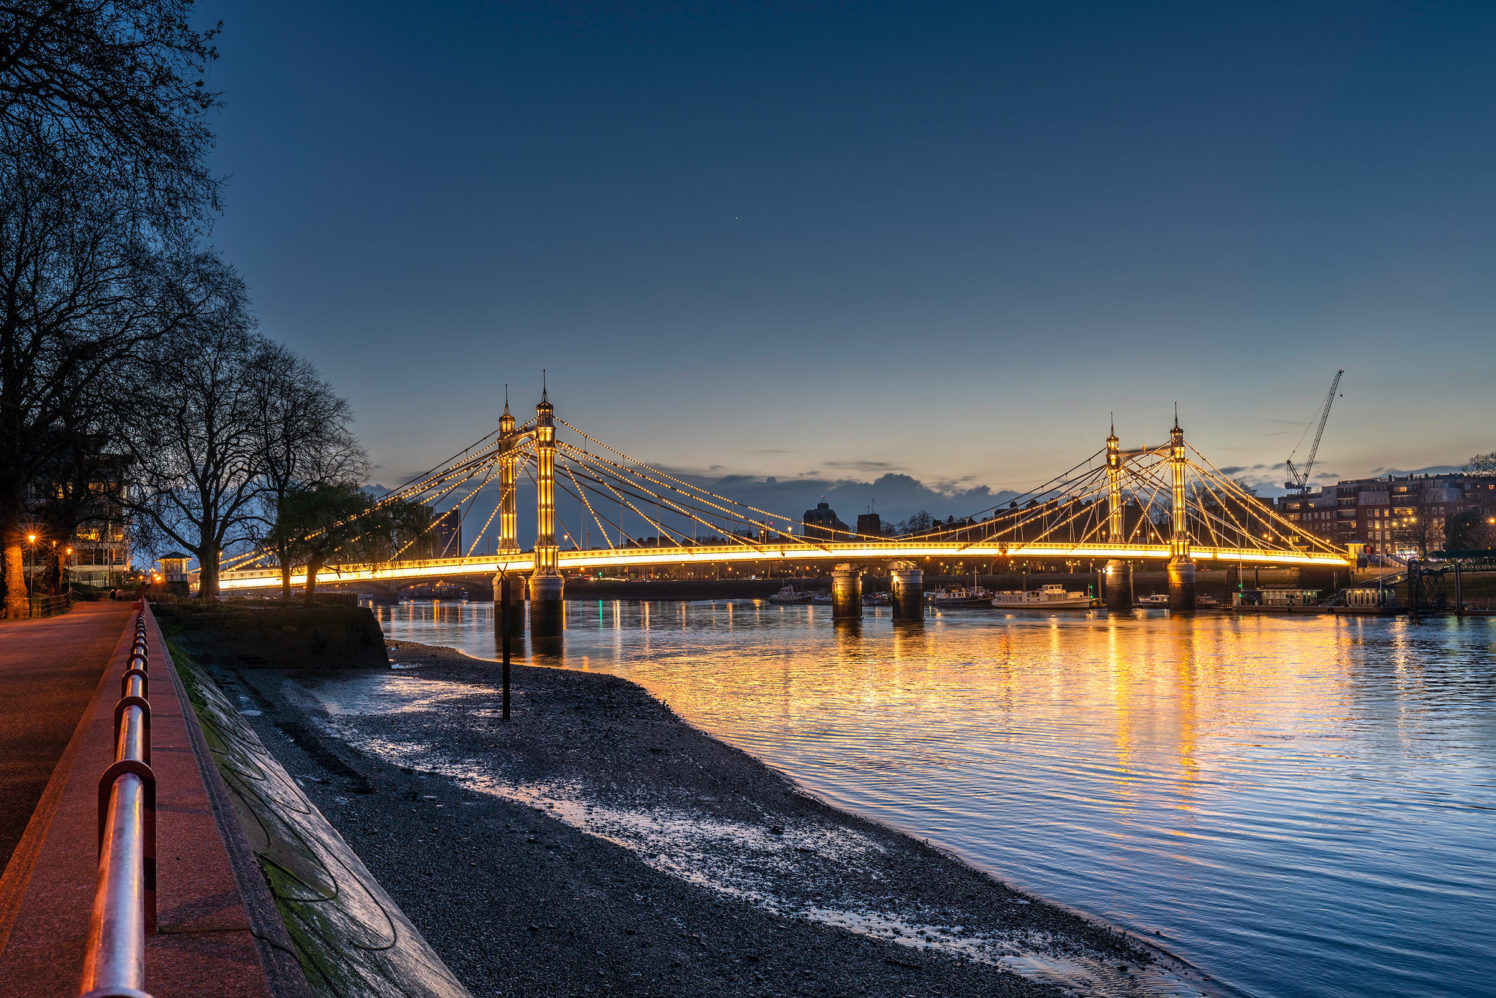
205, 1, 1495, 509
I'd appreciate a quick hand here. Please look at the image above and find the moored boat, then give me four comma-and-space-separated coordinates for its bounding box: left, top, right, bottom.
991, 583, 1092, 610
929, 585, 996, 608
767, 585, 814, 605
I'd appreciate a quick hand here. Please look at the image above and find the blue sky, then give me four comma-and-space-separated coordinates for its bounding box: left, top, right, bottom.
204, 1, 1495, 518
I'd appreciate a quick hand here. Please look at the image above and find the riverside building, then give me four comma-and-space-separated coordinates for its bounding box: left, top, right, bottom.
1277, 472, 1496, 558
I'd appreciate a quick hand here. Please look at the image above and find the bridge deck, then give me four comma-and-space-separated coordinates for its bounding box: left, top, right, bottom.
220, 542, 1352, 590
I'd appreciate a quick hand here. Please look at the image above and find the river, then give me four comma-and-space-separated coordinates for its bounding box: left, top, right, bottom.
369, 599, 1494, 998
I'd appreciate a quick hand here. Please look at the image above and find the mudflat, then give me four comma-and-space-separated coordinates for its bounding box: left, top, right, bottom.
211, 639, 1219, 997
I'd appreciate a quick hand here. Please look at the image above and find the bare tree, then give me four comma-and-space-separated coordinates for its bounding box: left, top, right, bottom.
0, 2, 222, 614
1392, 489, 1449, 559
0, 0, 221, 227
117, 280, 266, 598
247, 341, 367, 598
0, 135, 223, 615
1465, 452, 1496, 477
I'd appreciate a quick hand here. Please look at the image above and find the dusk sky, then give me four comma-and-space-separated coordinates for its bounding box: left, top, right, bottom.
206, 1, 1495, 514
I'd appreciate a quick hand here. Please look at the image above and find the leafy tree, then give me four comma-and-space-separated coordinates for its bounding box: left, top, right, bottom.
1442, 510, 1488, 553
269, 486, 429, 605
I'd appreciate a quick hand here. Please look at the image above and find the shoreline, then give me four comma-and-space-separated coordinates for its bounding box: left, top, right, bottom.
211, 638, 1227, 997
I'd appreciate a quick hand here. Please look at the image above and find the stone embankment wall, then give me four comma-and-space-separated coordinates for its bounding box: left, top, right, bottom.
155, 603, 388, 669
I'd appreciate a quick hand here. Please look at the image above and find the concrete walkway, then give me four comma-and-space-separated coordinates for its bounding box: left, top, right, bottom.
0, 602, 134, 873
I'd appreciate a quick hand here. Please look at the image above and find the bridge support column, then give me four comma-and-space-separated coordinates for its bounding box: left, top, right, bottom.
1104, 559, 1132, 612
527, 573, 565, 635
1168, 557, 1196, 612
831, 565, 861, 620
889, 565, 923, 620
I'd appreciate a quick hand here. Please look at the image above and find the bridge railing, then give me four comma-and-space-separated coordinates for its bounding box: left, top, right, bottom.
79, 604, 157, 998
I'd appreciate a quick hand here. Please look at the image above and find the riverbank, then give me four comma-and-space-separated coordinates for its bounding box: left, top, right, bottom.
210, 640, 1220, 998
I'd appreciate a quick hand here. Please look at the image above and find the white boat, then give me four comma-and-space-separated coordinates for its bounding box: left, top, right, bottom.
767, 585, 814, 605
929, 585, 996, 608
1136, 593, 1170, 606
991, 583, 1092, 610
811, 592, 834, 605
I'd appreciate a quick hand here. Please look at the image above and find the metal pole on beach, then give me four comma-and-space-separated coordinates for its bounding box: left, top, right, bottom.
501, 571, 512, 720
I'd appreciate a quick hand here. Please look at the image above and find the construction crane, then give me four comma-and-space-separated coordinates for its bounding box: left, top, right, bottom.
1284, 369, 1344, 495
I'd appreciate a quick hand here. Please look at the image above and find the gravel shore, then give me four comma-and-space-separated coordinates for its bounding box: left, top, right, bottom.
211, 641, 1221, 998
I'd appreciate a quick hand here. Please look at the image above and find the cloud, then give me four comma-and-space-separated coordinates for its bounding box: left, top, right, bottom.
824, 459, 898, 472
1370, 464, 1463, 477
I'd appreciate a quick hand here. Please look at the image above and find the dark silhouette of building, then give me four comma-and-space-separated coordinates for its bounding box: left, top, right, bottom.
803, 501, 849, 541
434, 508, 462, 557
856, 512, 881, 538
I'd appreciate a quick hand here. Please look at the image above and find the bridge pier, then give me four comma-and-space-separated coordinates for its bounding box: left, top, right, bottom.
492, 573, 525, 634
831, 565, 862, 620
889, 565, 924, 620
527, 574, 565, 636
1104, 559, 1132, 612
1168, 557, 1196, 612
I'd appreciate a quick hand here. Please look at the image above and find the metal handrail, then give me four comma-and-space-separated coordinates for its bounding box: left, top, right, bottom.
80, 605, 157, 998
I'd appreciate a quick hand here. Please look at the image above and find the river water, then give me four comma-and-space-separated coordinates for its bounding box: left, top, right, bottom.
370, 600, 1494, 998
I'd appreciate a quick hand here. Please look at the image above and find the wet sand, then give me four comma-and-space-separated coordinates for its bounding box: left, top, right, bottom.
211, 640, 1223, 998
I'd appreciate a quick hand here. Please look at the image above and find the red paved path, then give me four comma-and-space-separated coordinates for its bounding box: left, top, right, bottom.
0, 603, 301, 997
0, 602, 134, 874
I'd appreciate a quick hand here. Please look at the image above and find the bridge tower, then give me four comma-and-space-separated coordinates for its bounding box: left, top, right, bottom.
528, 386, 565, 632
1103, 423, 1132, 612
498, 391, 518, 553
492, 391, 524, 631
1167, 417, 1196, 611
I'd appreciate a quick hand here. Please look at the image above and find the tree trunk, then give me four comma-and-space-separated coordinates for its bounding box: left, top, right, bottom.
2, 525, 26, 618
304, 559, 320, 607
196, 550, 219, 599
280, 557, 292, 600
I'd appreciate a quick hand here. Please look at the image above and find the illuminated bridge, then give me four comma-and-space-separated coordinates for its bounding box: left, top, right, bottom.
219, 389, 1351, 614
